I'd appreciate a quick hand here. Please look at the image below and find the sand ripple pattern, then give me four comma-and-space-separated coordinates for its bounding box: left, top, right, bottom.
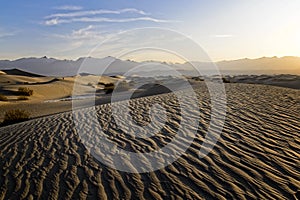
0, 84, 299, 199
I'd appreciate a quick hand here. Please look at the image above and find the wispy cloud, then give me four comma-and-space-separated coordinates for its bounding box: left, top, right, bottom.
45, 17, 176, 26
54, 5, 83, 11
0, 30, 18, 38
211, 34, 234, 38
53, 25, 104, 40
48, 25, 114, 54
45, 8, 148, 19
43, 7, 177, 26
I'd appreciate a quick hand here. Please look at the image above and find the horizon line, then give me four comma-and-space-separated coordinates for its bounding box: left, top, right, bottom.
1, 55, 300, 64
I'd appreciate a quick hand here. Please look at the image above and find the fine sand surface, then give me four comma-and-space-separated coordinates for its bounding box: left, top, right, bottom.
0, 73, 118, 102
0, 73, 120, 121
0, 83, 299, 199
225, 74, 300, 90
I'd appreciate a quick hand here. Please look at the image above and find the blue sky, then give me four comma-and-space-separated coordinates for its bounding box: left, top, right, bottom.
1, 0, 300, 61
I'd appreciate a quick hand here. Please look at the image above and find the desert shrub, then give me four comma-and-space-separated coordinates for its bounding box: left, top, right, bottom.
192, 77, 204, 81
115, 81, 131, 92
103, 83, 115, 94
17, 87, 33, 96
2, 109, 30, 125
17, 96, 29, 100
0, 94, 8, 101
222, 77, 231, 83
102, 82, 131, 94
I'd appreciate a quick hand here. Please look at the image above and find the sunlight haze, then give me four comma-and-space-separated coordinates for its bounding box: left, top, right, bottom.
0, 0, 300, 62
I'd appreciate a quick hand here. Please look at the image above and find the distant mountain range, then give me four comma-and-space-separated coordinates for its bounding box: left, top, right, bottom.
0, 56, 140, 76
217, 56, 300, 75
0, 56, 299, 76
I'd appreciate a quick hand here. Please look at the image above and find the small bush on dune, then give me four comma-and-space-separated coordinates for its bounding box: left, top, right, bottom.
222, 77, 231, 83
104, 83, 115, 94
17, 87, 33, 96
116, 81, 131, 92
103, 82, 131, 94
17, 96, 29, 100
2, 109, 30, 126
0, 94, 8, 101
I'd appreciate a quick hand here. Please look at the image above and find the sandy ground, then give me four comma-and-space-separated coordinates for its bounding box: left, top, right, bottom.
0, 73, 192, 122
0, 73, 120, 121
0, 83, 299, 199
0, 74, 118, 101
224, 74, 300, 89
1, 72, 299, 121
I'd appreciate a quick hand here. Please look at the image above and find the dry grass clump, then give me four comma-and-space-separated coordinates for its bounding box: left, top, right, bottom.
0, 94, 8, 101
103, 83, 115, 94
17, 96, 29, 100
102, 81, 131, 94
2, 109, 30, 126
17, 87, 33, 96
222, 77, 231, 83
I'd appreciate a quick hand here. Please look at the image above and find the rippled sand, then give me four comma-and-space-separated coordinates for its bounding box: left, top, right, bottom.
0, 83, 299, 199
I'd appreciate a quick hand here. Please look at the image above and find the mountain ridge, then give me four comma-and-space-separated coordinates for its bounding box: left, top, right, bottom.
0, 56, 299, 76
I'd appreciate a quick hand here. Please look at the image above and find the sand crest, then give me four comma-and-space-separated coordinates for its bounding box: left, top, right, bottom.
0, 84, 299, 199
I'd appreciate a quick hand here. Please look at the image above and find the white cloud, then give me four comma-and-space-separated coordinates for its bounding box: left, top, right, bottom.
0, 30, 18, 38
72, 25, 95, 38
48, 25, 113, 54
69, 25, 104, 40
43, 7, 177, 26
45, 8, 148, 19
54, 5, 83, 11
45, 18, 60, 25
45, 17, 177, 26
51, 25, 107, 41
0, 32, 14, 38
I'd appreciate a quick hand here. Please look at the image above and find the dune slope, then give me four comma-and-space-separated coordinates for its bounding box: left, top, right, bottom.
0, 84, 299, 199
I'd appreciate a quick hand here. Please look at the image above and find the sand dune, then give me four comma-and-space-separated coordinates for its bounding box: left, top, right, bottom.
0, 73, 118, 102
225, 74, 300, 89
0, 83, 299, 199
0, 73, 121, 121
1, 69, 44, 77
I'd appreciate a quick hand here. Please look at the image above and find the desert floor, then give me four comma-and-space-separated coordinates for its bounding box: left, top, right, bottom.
0, 83, 299, 199
0, 73, 121, 122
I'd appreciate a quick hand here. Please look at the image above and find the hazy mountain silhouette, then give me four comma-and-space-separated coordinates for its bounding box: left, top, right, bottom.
0, 56, 299, 76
